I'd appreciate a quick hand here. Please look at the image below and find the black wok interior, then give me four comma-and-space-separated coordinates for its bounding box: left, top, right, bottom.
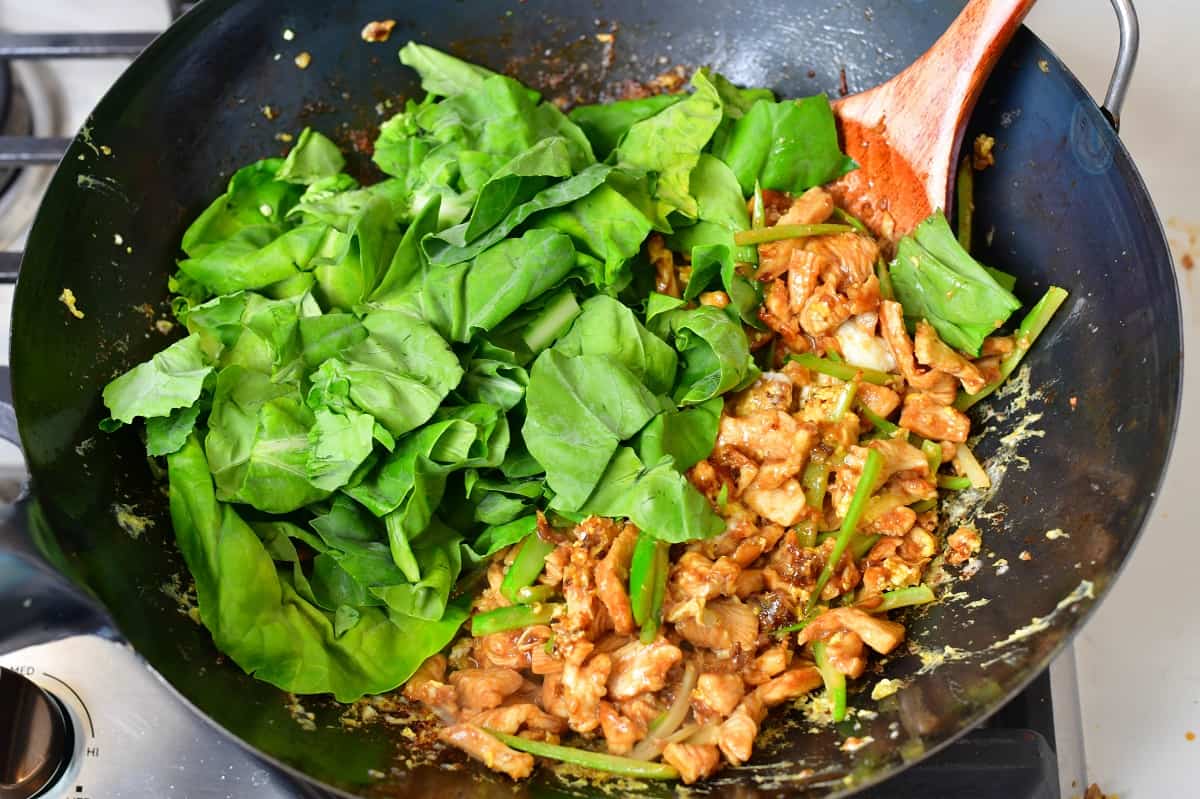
8, 0, 1181, 796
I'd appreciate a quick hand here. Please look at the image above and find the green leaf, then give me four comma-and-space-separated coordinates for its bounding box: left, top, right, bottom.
712, 94, 857, 196
522, 350, 661, 510
573, 447, 723, 543
102, 334, 213, 424
421, 228, 577, 343
890, 212, 1021, 355
535, 180, 654, 291
306, 310, 463, 437
659, 305, 757, 404
458, 136, 575, 244
306, 408, 377, 491
311, 196, 401, 311
666, 154, 756, 264
204, 367, 329, 513
568, 94, 684, 159
399, 42, 502, 98
468, 514, 538, 559
635, 397, 722, 473
685, 243, 764, 328
616, 71, 723, 219
181, 159, 303, 255
145, 402, 204, 457
178, 222, 332, 296
167, 436, 467, 701
275, 127, 346, 185
426, 164, 611, 265
554, 295, 677, 395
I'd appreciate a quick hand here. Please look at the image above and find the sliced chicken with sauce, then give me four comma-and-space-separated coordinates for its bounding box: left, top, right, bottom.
438, 724, 534, 779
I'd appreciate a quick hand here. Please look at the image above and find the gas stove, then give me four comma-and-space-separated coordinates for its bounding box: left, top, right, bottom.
0, 3, 1088, 798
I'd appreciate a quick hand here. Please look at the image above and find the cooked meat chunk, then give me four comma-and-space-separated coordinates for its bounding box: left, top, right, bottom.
758, 187, 835, 277
561, 653, 611, 733
403, 654, 458, 719
675, 598, 759, 654
857, 380, 901, 419
788, 249, 823, 312
449, 668, 524, 712
469, 703, 566, 735
879, 300, 959, 399
755, 666, 823, 706
648, 234, 680, 297
799, 281, 853, 336
718, 695, 766, 765
693, 673, 745, 719
608, 638, 683, 700
438, 723, 533, 779
914, 321, 987, 393
867, 437, 931, 479
663, 742, 722, 784
864, 504, 918, 537
595, 524, 637, 635
900, 392, 971, 443
665, 552, 741, 622
598, 700, 646, 755
742, 479, 808, 526
744, 642, 792, 685
946, 526, 983, 565
732, 373, 794, 416
797, 607, 906, 655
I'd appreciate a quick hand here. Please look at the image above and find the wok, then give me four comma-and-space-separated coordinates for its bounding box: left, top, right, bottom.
0, 0, 1181, 796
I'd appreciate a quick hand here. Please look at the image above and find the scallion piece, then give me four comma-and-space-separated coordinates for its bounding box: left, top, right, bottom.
860, 584, 936, 613
516, 584, 558, 604
752, 180, 766, 230
921, 438, 943, 476
483, 729, 680, 780
641, 541, 670, 644
937, 474, 973, 491
734, 223, 853, 246
857, 400, 900, 435
795, 519, 818, 549
789, 352, 893, 386
850, 533, 881, 560
501, 534, 556, 603
877, 256, 895, 301
956, 154, 974, 251
909, 498, 937, 513
955, 286, 1069, 410
802, 451, 834, 510
471, 603, 560, 637
629, 532, 658, 626
832, 207, 868, 234
829, 380, 858, 421
808, 448, 883, 613
813, 640, 848, 722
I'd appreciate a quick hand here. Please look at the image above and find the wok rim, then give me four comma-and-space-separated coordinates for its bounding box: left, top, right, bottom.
8, 0, 1184, 795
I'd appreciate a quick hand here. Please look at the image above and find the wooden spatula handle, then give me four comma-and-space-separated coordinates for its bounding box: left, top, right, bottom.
833, 0, 1036, 236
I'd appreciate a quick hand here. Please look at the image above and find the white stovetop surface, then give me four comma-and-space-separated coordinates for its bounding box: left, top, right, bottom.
0, 1, 1195, 797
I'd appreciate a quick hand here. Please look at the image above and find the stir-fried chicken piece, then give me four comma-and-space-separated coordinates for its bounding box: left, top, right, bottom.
560, 547, 600, 636
449, 668, 524, 712
864, 504, 918, 537
438, 723, 533, 779
755, 665, 823, 706
981, 335, 1015, 357
751, 188, 797, 227
698, 515, 786, 568
474, 629, 528, 670
914, 321, 987, 394
595, 524, 637, 635
901, 392, 971, 443
718, 695, 767, 765
823, 630, 868, 678
797, 607, 906, 655
878, 300, 959, 400
665, 551, 741, 622
758, 187, 835, 277
744, 642, 793, 685
663, 742, 722, 785
860, 536, 926, 596
692, 673, 745, 720
788, 249, 823, 313
857, 381, 901, 418
946, 526, 983, 565
618, 694, 664, 728
759, 278, 806, 349
469, 703, 567, 735
717, 409, 807, 465
540, 544, 568, 587
561, 653, 611, 733
597, 700, 646, 754
675, 598, 760, 654
403, 654, 458, 719
867, 437, 931, 480
648, 234, 680, 298
799, 280, 854, 336
732, 373, 794, 416
807, 233, 878, 291
735, 568, 766, 597
608, 638, 683, 700
742, 479, 809, 527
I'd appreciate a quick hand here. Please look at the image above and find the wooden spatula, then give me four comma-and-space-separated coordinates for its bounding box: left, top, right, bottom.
830, 0, 1036, 241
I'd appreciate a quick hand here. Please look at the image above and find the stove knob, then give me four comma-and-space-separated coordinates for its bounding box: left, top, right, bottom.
0, 668, 73, 799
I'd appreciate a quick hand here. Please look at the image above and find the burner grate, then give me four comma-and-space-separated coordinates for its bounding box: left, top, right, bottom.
0, 29, 159, 282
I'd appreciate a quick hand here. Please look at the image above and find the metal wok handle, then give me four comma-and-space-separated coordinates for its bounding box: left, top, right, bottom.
0, 388, 115, 653
1103, 0, 1139, 129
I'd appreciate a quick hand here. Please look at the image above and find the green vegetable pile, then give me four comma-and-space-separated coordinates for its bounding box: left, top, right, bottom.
99, 43, 1040, 704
